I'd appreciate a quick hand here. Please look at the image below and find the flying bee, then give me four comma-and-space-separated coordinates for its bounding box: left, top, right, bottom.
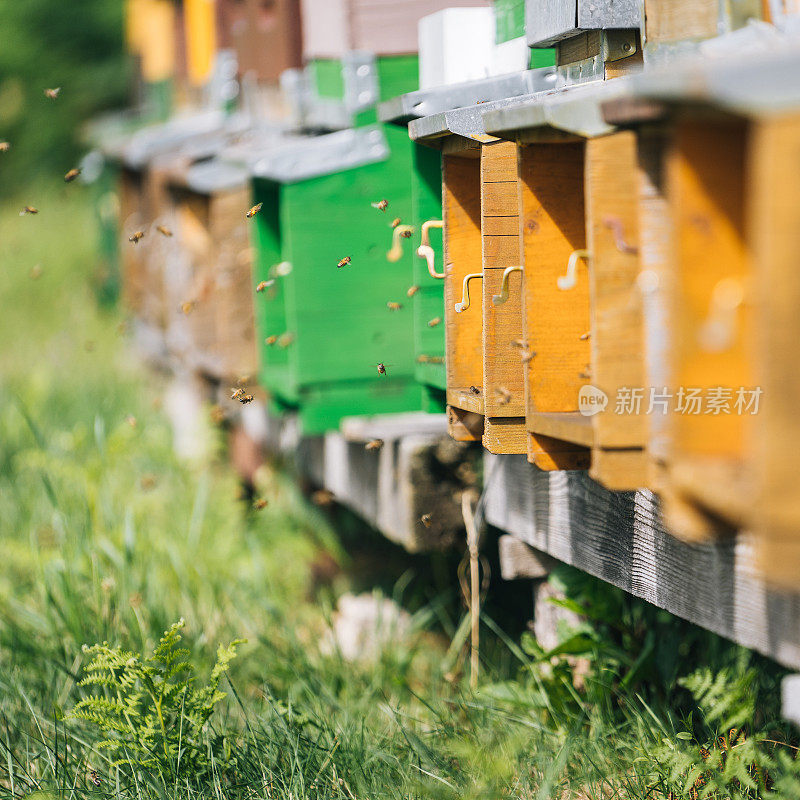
156, 225, 173, 237
230, 387, 246, 401
469, 385, 481, 395
265, 335, 278, 346
278, 332, 294, 348
371, 199, 388, 212
365, 439, 384, 451
428, 317, 441, 327
0, 142, 10, 152
246, 202, 263, 219
256, 280, 273, 293
89, 770, 102, 787
386, 301, 402, 311
253, 498, 269, 510
44, 87, 61, 99
239, 394, 254, 404
391, 218, 402, 229
236, 375, 251, 386
495, 386, 512, 405
377, 362, 387, 375
181, 300, 197, 315
406, 285, 419, 298
420, 513, 432, 528
64, 168, 80, 183
337, 256, 352, 269
129, 231, 144, 244
20, 206, 38, 215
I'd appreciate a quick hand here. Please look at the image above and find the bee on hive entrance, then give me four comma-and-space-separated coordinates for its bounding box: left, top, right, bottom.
265, 335, 278, 346
44, 87, 61, 99
377, 362, 387, 375
365, 439, 384, 451
129, 231, 144, 244
64, 168, 80, 183
337, 256, 352, 269
246, 203, 263, 219
20, 206, 38, 215
371, 199, 388, 212
386, 301, 402, 311
420, 513, 432, 528
407, 285, 419, 298
253, 498, 269, 510
391, 218, 402, 229
0, 142, 10, 152
428, 317, 441, 327
156, 225, 173, 237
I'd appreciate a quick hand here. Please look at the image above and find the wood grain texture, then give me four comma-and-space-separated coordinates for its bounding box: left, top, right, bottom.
750, 114, 800, 590
644, 0, 718, 43
443, 154, 484, 409
483, 416, 528, 454
584, 132, 647, 489
484, 453, 800, 671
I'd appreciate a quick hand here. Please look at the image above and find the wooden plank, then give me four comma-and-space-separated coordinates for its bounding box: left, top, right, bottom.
447, 388, 484, 414
483, 453, 800, 671
443, 154, 484, 405
483, 416, 528, 454
584, 132, 647, 457
530, 412, 594, 447
447, 404, 485, 441
750, 113, 800, 590
590, 447, 649, 491
498, 535, 558, 579
528, 432, 591, 471
644, 0, 718, 43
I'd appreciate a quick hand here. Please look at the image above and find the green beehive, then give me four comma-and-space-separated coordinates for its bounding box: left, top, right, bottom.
250, 123, 424, 433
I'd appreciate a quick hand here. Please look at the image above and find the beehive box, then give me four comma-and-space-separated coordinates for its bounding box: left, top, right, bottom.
250, 124, 424, 433
483, 85, 649, 486
215, 0, 302, 82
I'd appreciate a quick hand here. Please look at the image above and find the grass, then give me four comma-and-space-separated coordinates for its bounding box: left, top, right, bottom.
0, 184, 799, 799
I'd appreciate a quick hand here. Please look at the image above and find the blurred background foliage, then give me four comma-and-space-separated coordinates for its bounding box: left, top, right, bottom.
0, 0, 129, 194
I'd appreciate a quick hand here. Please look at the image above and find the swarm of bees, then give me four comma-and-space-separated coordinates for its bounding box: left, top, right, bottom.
157, 225, 173, 237
20, 206, 38, 216
129, 231, 145, 244
371, 199, 388, 212
337, 256, 352, 269
64, 168, 81, 183
387, 301, 402, 311
246, 203, 263, 219
44, 87, 61, 99
365, 439, 384, 451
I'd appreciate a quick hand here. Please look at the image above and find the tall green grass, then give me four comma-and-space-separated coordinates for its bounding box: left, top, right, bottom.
0, 186, 799, 799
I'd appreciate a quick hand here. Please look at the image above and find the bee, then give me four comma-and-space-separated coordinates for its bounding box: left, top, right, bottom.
376, 362, 387, 375
391, 218, 402, 229
239, 394, 254, 404
156, 225, 173, 237
510, 339, 528, 350
253, 498, 269, 510
140, 474, 157, 491
89, 770, 102, 787
231, 387, 246, 401
495, 386, 512, 405
406, 285, 419, 298
428, 317, 441, 327
236, 375, 251, 386
386, 301, 402, 311
278, 332, 294, 348
125, 415, 137, 428
181, 300, 197, 315
129, 231, 144, 244
371, 199, 388, 212
579, 331, 591, 340
20, 206, 38, 215
256, 280, 272, 293
417, 355, 430, 364
265, 335, 278, 346
365, 439, 384, 451
420, 513, 432, 528
44, 87, 61, 99
469, 385, 481, 395
337, 256, 352, 269
579, 367, 592, 380
246, 203, 263, 219
0, 142, 10, 152
64, 168, 80, 183
29, 264, 43, 280
399, 228, 413, 239
312, 489, 335, 506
